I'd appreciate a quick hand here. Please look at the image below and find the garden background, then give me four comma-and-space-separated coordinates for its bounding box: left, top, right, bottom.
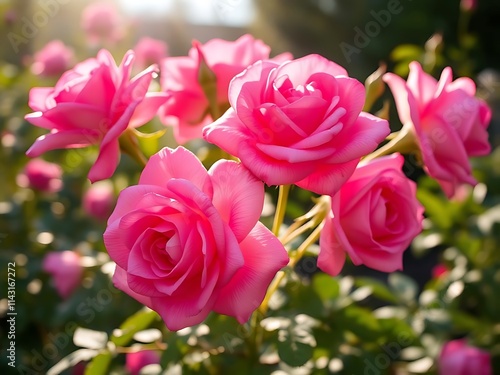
1, 0, 500, 374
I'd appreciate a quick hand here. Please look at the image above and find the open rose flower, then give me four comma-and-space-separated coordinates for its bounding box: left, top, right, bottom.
204, 54, 390, 196
318, 153, 424, 275
439, 339, 491, 375
384, 61, 491, 197
25, 49, 169, 182
103, 147, 288, 330
43, 251, 83, 299
160, 34, 290, 143
31, 40, 74, 77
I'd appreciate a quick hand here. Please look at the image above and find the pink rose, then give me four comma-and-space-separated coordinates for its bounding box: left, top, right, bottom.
204, 54, 390, 195
16, 158, 63, 193
133, 37, 168, 71
439, 339, 491, 375
318, 153, 424, 275
83, 180, 115, 221
160, 34, 289, 143
103, 146, 288, 330
384, 62, 491, 197
42, 251, 83, 299
81, 3, 123, 45
31, 40, 74, 77
126, 350, 160, 375
25, 49, 169, 182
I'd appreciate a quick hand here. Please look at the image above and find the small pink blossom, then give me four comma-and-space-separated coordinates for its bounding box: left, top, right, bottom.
25, 49, 169, 182
104, 146, 288, 330
384, 62, 491, 197
81, 3, 123, 45
42, 251, 83, 299
204, 54, 390, 196
16, 158, 63, 193
126, 350, 160, 375
461, 0, 477, 12
439, 339, 491, 375
83, 180, 115, 221
160, 34, 290, 143
31, 40, 74, 77
133, 37, 168, 71
319, 153, 424, 275
432, 264, 449, 279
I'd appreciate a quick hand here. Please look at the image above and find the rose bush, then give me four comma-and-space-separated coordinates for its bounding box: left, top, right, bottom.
204, 54, 390, 195
25, 49, 169, 182
383, 61, 491, 197
319, 153, 424, 275
103, 146, 288, 330
159, 34, 290, 143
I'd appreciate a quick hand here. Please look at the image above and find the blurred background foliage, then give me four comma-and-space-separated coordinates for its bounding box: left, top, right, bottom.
1, 0, 500, 374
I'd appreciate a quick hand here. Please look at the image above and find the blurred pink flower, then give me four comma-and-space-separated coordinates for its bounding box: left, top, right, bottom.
25, 49, 169, 182
133, 37, 168, 71
204, 54, 390, 196
461, 0, 477, 12
83, 180, 115, 221
384, 62, 491, 198
126, 350, 160, 375
160, 34, 290, 143
16, 158, 63, 193
31, 40, 74, 77
439, 339, 491, 375
319, 153, 424, 275
432, 264, 449, 279
81, 3, 123, 45
42, 251, 83, 299
104, 146, 288, 330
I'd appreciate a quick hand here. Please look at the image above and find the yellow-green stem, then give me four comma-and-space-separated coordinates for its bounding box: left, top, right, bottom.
272, 185, 291, 236
362, 126, 416, 163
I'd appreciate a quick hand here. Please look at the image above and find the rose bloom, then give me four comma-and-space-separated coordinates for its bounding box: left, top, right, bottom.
104, 146, 288, 330
16, 158, 63, 193
133, 37, 168, 71
160, 34, 290, 143
204, 54, 390, 196
384, 61, 491, 198
31, 40, 74, 77
439, 339, 492, 375
42, 251, 83, 299
81, 3, 123, 45
25, 49, 169, 182
83, 180, 115, 221
126, 350, 160, 375
318, 153, 424, 275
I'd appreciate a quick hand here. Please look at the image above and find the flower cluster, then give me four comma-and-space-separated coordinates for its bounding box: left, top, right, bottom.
25, 32, 491, 332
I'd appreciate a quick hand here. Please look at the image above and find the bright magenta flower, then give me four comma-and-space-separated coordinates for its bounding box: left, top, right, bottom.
439, 339, 491, 375
319, 153, 424, 275
384, 62, 491, 197
43, 251, 83, 299
104, 147, 288, 330
160, 34, 290, 143
31, 40, 74, 77
25, 49, 169, 182
204, 54, 390, 195
83, 181, 115, 221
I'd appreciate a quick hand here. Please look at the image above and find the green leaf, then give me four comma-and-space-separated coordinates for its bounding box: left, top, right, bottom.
312, 273, 340, 302
84, 351, 112, 375
354, 277, 398, 304
133, 128, 167, 157
390, 44, 423, 62
339, 305, 382, 342
417, 188, 453, 230
111, 308, 159, 347
388, 273, 418, 304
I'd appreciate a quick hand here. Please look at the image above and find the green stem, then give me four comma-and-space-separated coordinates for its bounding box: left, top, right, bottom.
272, 185, 291, 236
363, 126, 416, 163
119, 129, 148, 168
